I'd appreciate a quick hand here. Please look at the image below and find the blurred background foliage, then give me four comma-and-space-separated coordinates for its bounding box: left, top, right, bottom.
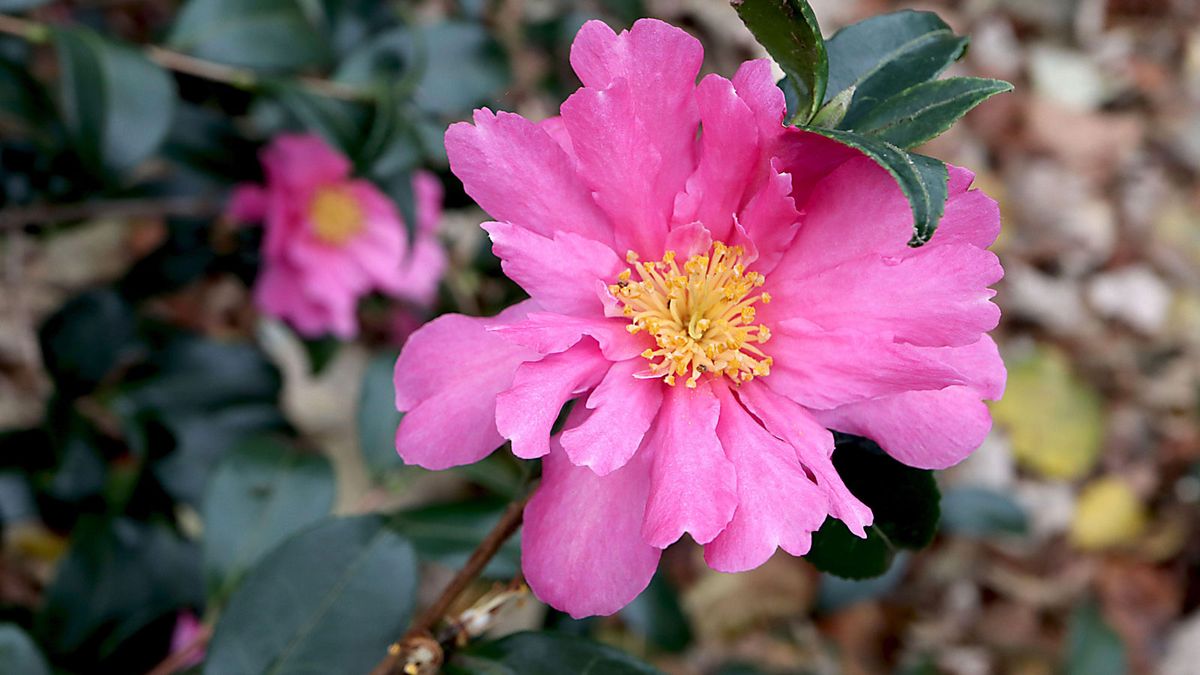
0, 0, 1197, 674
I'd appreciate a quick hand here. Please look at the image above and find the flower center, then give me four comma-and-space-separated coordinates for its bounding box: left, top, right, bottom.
309, 187, 364, 245
608, 241, 773, 388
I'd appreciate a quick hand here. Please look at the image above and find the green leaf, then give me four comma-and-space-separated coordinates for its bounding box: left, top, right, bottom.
619, 573, 693, 652
204, 515, 418, 675
1065, 602, 1126, 675
810, 84, 854, 129
815, 553, 910, 612
850, 77, 1013, 149
801, 127, 948, 244
38, 288, 140, 397
201, 436, 335, 602
448, 632, 662, 675
168, 0, 330, 71
358, 351, 403, 474
0, 0, 52, 12
390, 498, 521, 578
939, 487, 1029, 537
36, 518, 203, 665
733, 0, 827, 124
824, 11, 967, 124
53, 27, 176, 177
805, 433, 940, 579
0, 624, 50, 675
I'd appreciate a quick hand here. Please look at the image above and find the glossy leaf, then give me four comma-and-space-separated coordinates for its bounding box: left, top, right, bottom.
1065, 602, 1126, 675
734, 0, 827, 124
816, 553, 910, 612
448, 632, 661, 675
38, 288, 140, 397
939, 487, 1029, 537
201, 436, 336, 601
390, 498, 521, 578
53, 28, 176, 176
0, 0, 52, 9
357, 351, 403, 474
168, 0, 331, 71
35, 518, 203, 665
0, 624, 50, 675
204, 515, 418, 675
850, 77, 1013, 149
825, 10, 967, 125
620, 573, 693, 652
801, 127, 948, 244
805, 433, 940, 579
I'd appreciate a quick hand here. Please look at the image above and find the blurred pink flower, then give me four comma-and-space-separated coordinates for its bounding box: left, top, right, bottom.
168, 611, 205, 668
393, 19, 1005, 617
229, 134, 446, 339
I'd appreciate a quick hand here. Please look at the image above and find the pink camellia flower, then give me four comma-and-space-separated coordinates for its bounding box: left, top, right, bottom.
229, 134, 447, 339
394, 19, 1005, 617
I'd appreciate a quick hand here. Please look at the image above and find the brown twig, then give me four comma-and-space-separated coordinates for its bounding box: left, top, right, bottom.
143, 623, 213, 675
368, 492, 532, 675
0, 13, 373, 102
0, 195, 224, 230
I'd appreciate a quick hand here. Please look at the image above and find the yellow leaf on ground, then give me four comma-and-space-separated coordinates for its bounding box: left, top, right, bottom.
1071, 477, 1147, 550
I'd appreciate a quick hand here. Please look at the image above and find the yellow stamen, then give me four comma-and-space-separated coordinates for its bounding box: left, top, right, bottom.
309, 187, 364, 245
610, 241, 773, 387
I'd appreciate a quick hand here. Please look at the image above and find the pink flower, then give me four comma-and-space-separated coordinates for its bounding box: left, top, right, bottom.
168, 611, 206, 668
393, 19, 1005, 617
229, 134, 447, 339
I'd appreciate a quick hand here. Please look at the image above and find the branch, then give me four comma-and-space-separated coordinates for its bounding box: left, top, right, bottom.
368, 492, 532, 675
0, 195, 224, 230
0, 13, 373, 102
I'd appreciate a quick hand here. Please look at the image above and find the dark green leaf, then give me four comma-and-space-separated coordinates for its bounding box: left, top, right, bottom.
620, 573, 693, 652
168, 0, 331, 72
38, 288, 140, 397
805, 433, 940, 579
201, 436, 335, 601
810, 84, 854, 129
0, 0, 51, 12
939, 487, 1029, 537
815, 553, 910, 612
850, 77, 1013, 149
357, 351, 402, 474
0, 624, 50, 675
824, 11, 966, 124
733, 0, 826, 124
391, 498, 521, 578
204, 515, 418, 675
800, 128, 948, 244
0, 56, 54, 136
448, 632, 662, 675
264, 83, 371, 158
53, 28, 176, 176
36, 518, 203, 663
1065, 602, 1126, 675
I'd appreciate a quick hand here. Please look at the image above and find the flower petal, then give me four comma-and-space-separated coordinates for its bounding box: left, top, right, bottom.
731, 59, 786, 149
703, 385, 829, 571
736, 381, 872, 536
766, 243, 1002, 347
495, 340, 610, 459
523, 427, 660, 618
393, 303, 539, 469
487, 311, 645, 361
815, 385, 993, 470
260, 134, 351, 190
445, 109, 612, 243
564, 19, 702, 255
482, 221, 624, 317
763, 318, 971, 409
642, 381, 738, 547
560, 358, 663, 475
737, 161, 800, 274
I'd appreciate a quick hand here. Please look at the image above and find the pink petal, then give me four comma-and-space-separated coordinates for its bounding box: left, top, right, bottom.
413, 170, 443, 235
771, 127, 865, 210
770, 156, 911, 284
522, 428, 660, 618
564, 19, 702, 256
482, 222, 623, 317
560, 358, 663, 475
815, 385, 993, 470
538, 116, 578, 165
227, 185, 267, 222
763, 318, 971, 409
703, 386, 830, 571
445, 109, 612, 244
736, 161, 800, 274
925, 178, 1001, 250
260, 134, 351, 191
662, 221, 713, 259
391, 233, 447, 308
929, 334, 1007, 400
736, 381, 872, 536
731, 59, 787, 149
393, 303, 539, 469
672, 74, 759, 242
487, 311, 646, 361
641, 381, 738, 547
766, 243, 1002, 348
495, 341, 610, 459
